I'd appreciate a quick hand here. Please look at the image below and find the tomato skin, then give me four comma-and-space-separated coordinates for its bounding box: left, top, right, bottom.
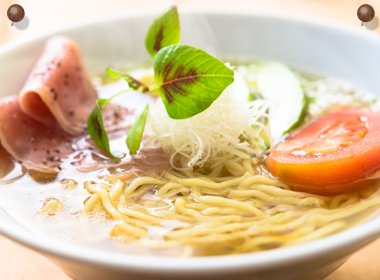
266, 108, 380, 195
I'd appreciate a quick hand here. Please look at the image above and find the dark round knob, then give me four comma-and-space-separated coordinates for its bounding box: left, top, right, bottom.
7, 4, 25, 23
357, 4, 375, 23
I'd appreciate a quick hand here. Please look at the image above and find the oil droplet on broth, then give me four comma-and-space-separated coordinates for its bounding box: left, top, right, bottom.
28, 169, 58, 184
60, 178, 78, 190
38, 198, 63, 216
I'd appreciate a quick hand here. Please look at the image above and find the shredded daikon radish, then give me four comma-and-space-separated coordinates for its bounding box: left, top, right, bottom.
147, 85, 272, 171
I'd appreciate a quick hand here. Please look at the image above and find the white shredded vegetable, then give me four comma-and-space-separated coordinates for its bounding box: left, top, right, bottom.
147, 84, 272, 171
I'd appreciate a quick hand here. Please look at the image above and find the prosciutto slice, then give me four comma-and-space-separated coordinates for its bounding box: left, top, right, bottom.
0, 97, 130, 172
0, 96, 74, 171
19, 36, 97, 135
0, 36, 132, 172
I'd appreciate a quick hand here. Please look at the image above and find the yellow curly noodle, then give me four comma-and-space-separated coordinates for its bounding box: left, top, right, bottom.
83, 158, 380, 256
81, 69, 380, 256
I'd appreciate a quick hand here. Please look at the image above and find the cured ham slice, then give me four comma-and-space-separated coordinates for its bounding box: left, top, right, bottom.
0, 96, 74, 171
19, 36, 97, 135
0, 37, 133, 172
0, 96, 130, 172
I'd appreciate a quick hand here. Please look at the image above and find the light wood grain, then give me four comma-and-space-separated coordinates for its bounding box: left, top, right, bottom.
0, 235, 70, 280
1, 0, 380, 279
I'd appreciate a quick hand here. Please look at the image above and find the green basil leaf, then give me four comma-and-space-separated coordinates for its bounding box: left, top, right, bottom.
145, 5, 180, 59
87, 89, 133, 158
126, 104, 149, 154
107, 68, 148, 92
154, 44, 234, 119
87, 100, 124, 158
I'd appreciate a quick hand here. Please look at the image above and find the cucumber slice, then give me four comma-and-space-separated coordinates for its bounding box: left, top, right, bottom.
255, 61, 306, 141
228, 69, 251, 102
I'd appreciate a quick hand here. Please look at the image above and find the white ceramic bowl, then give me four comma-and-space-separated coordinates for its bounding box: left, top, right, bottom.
1, 7, 380, 280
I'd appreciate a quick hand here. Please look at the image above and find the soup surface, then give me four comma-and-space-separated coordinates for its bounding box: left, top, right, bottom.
1, 64, 380, 257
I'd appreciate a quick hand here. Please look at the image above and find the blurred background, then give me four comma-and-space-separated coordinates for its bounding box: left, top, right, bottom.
1, 0, 380, 44
0, 0, 380, 279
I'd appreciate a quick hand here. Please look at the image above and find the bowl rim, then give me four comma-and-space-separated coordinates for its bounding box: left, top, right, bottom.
1, 5, 380, 274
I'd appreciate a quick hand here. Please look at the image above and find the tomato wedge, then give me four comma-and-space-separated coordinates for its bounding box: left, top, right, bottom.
266, 107, 380, 195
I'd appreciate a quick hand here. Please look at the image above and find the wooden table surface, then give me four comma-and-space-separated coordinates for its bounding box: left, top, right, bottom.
1, 0, 380, 279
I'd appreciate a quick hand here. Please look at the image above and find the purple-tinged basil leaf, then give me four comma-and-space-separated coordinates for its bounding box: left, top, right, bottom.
126, 104, 149, 154
154, 44, 234, 119
106, 68, 149, 92
145, 6, 180, 59
87, 90, 132, 158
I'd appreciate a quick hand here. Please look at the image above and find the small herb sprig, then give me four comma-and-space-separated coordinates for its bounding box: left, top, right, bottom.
106, 68, 149, 92
87, 6, 234, 157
